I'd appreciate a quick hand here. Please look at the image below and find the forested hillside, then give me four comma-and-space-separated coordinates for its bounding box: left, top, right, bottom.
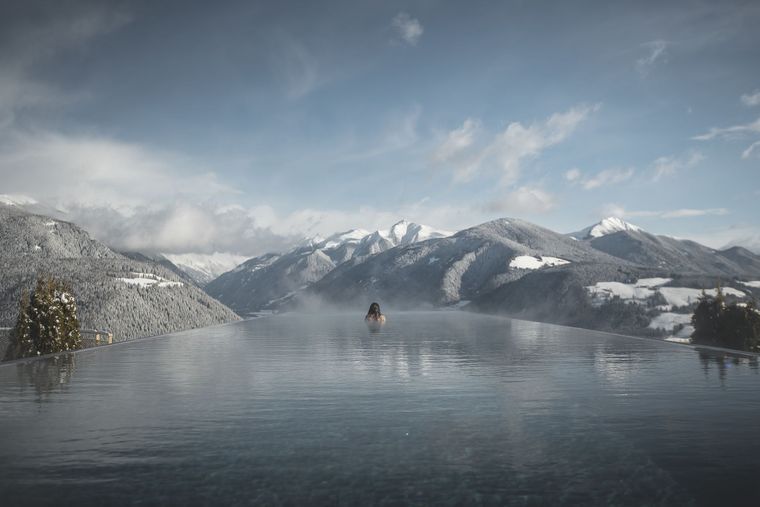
0, 205, 239, 352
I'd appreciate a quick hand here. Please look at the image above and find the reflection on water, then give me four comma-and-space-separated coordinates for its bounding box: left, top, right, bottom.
1, 312, 759, 506
698, 349, 759, 382
14, 353, 76, 400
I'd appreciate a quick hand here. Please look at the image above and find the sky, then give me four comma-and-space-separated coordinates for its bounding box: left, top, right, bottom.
1, 0, 759, 256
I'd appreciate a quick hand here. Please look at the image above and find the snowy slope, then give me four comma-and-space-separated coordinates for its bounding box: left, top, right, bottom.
0, 206, 239, 349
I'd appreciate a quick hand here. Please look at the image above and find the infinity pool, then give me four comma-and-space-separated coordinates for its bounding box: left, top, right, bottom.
1, 312, 758, 505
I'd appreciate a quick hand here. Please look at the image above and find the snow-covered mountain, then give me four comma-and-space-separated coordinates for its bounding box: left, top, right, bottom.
570, 217, 758, 277
569, 217, 642, 240
162, 252, 249, 286
205, 220, 452, 315
309, 218, 635, 309
282, 216, 760, 336
353, 221, 452, 258
0, 205, 239, 353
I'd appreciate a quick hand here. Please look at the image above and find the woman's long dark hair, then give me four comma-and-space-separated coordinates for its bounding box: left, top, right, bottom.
366, 302, 382, 318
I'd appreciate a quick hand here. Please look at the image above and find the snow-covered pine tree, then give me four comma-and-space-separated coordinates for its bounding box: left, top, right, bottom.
4, 276, 82, 359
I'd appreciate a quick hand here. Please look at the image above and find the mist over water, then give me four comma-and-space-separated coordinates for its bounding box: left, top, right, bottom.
1, 312, 759, 505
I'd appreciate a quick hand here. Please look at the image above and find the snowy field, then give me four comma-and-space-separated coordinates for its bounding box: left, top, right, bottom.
117, 273, 183, 288
509, 255, 570, 270
587, 278, 746, 308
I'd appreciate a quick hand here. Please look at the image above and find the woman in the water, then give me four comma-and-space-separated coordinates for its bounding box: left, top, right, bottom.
365, 302, 386, 324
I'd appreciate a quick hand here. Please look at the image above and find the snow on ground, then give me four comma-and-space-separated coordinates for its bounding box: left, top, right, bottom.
117, 272, 183, 288
664, 322, 695, 343
118, 277, 159, 287
587, 278, 745, 307
648, 312, 692, 331
509, 255, 570, 270
586, 281, 662, 301
739, 281, 760, 288
636, 278, 672, 288
660, 287, 745, 307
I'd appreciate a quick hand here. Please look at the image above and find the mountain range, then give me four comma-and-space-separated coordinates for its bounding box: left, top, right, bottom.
205, 220, 451, 315
3, 196, 760, 348
205, 214, 760, 337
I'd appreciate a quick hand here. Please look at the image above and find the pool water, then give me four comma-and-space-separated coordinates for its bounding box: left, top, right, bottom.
1, 312, 758, 505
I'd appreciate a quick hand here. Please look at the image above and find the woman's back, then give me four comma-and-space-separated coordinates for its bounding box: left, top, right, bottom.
365, 302, 386, 324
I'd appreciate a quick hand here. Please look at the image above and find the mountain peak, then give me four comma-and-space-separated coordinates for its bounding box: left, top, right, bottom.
388, 220, 410, 243
571, 217, 642, 240
318, 229, 370, 249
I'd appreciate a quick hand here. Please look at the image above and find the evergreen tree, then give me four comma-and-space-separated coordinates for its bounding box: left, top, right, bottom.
4, 276, 82, 360
691, 289, 724, 347
691, 287, 760, 352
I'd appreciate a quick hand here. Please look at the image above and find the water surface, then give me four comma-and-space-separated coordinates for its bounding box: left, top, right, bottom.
1, 312, 759, 505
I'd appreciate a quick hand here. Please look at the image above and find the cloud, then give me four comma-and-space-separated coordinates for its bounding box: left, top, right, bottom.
693, 117, 760, 158
677, 224, 760, 252
435, 104, 599, 185
564, 168, 582, 182
62, 201, 299, 256
433, 118, 480, 163
392, 12, 424, 46
660, 208, 729, 218
741, 90, 760, 107
651, 151, 704, 181
599, 203, 628, 219
581, 167, 635, 190
0, 129, 238, 208
636, 40, 668, 76
0, 119, 480, 257
721, 230, 760, 253
741, 140, 760, 159
483, 186, 556, 214
693, 117, 760, 141
601, 204, 729, 220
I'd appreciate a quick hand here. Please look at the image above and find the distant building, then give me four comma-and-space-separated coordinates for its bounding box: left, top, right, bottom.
80, 329, 113, 348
